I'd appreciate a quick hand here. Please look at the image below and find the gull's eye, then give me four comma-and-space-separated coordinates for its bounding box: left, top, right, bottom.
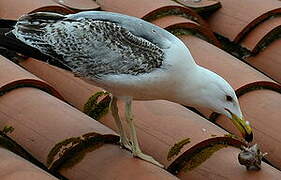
226, 95, 233, 102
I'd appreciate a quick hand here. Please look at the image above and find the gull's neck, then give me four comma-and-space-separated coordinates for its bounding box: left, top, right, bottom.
167, 64, 215, 107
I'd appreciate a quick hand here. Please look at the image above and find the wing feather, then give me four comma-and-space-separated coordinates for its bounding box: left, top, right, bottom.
12, 12, 165, 78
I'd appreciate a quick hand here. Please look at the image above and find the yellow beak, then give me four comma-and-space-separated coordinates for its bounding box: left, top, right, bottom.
230, 112, 253, 142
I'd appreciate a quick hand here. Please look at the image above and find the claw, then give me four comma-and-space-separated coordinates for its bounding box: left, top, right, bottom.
120, 139, 132, 151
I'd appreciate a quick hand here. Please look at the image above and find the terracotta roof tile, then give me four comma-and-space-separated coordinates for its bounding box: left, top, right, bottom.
174, 35, 281, 169
173, 0, 221, 15
150, 15, 221, 46
177, 145, 281, 179
240, 16, 281, 54
0, 56, 63, 100
207, 0, 281, 43
17, 57, 281, 178
0, 88, 177, 179
246, 39, 281, 84
152, 15, 197, 28
97, 0, 209, 27
214, 83, 281, 170
0, 148, 58, 180
179, 35, 274, 89
52, 0, 100, 12
1, 0, 281, 178
0, 57, 178, 180
198, 0, 281, 85
0, 0, 71, 19
20, 59, 99, 110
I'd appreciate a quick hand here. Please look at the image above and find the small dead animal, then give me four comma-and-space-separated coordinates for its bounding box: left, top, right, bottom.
238, 144, 267, 170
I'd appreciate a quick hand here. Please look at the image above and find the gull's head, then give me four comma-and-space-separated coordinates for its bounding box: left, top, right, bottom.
207, 80, 253, 142
184, 67, 253, 142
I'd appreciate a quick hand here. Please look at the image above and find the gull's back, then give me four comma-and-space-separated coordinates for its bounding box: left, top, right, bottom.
12, 11, 179, 79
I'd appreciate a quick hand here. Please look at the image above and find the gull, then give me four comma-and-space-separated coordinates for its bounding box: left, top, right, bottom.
2, 11, 253, 167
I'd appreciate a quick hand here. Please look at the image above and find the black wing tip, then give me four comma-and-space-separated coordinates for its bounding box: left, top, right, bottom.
0, 19, 17, 28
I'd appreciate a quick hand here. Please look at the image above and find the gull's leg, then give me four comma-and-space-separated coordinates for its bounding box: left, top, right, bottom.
110, 96, 131, 150
124, 97, 164, 168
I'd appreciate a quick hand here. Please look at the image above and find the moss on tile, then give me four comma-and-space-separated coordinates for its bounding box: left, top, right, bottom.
253, 26, 281, 54
242, 14, 281, 54
214, 15, 281, 59
169, 28, 212, 44
167, 137, 245, 174
2, 125, 14, 135
47, 132, 119, 172
167, 138, 191, 161
144, 8, 199, 24
47, 137, 82, 167
183, 143, 227, 172
215, 33, 251, 60
83, 91, 111, 121
172, 0, 222, 17
58, 134, 105, 170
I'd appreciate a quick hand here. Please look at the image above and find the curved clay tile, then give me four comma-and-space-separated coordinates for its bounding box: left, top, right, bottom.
59, 144, 178, 180
246, 39, 281, 84
96, 0, 209, 27
0, 0, 69, 19
0, 56, 63, 100
0, 148, 58, 180
177, 145, 281, 179
240, 16, 281, 54
207, 0, 281, 43
29, 6, 74, 15
179, 35, 274, 89
16, 59, 281, 178
95, 99, 281, 179
176, 35, 281, 169
19, 58, 100, 110
212, 82, 281, 169
173, 0, 221, 16
168, 137, 281, 179
52, 0, 100, 12
0, 87, 177, 179
150, 15, 221, 47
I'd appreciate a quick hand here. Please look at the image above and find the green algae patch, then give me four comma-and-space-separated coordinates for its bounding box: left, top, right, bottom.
224, 133, 246, 144
167, 138, 191, 161
167, 136, 245, 175
2, 125, 14, 135
143, 8, 199, 23
47, 132, 119, 172
169, 28, 210, 43
172, 0, 221, 17
47, 137, 82, 167
183, 144, 227, 172
83, 91, 111, 121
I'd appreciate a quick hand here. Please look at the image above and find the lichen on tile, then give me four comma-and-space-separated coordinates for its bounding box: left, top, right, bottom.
83, 91, 111, 121
144, 8, 198, 23
2, 125, 14, 135
47, 137, 82, 168
47, 132, 119, 171
167, 138, 191, 161
183, 143, 227, 172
